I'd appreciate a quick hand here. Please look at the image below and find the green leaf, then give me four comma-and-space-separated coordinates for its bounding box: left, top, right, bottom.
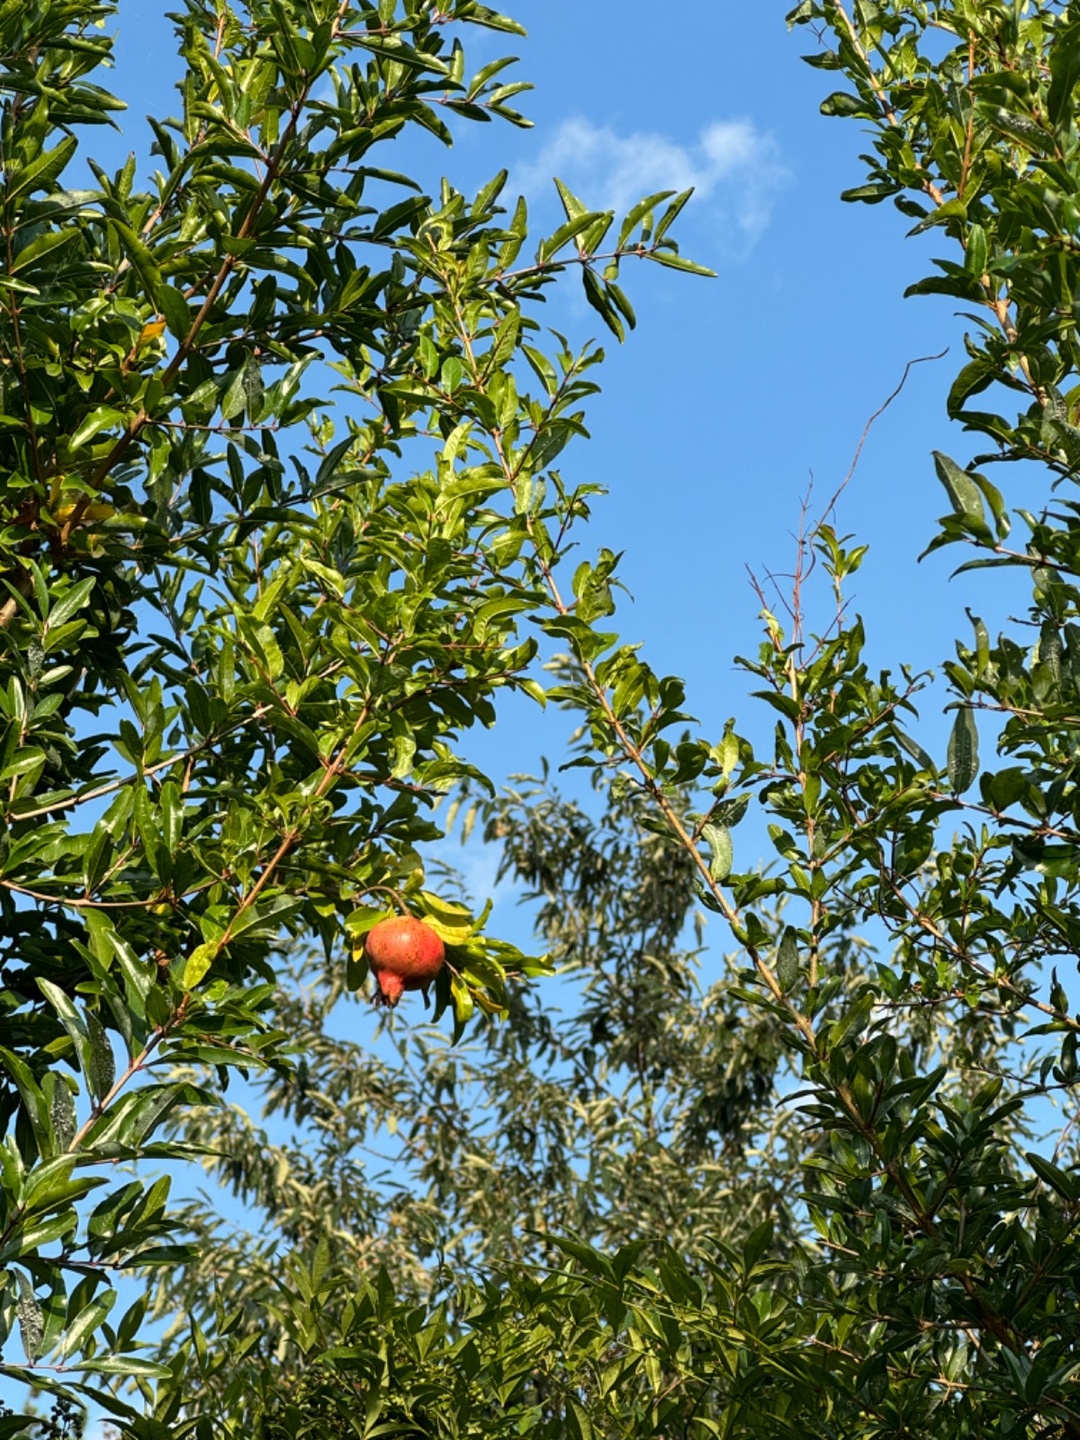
159, 283, 191, 342
70, 406, 127, 450
553, 176, 588, 222
581, 266, 624, 341
947, 358, 997, 417
86, 1014, 116, 1103
160, 779, 183, 854
840, 181, 899, 203
10, 228, 80, 275
1049, 25, 1080, 127
460, 6, 526, 36
58, 1292, 117, 1359
820, 90, 875, 118
964, 223, 988, 277
539, 210, 611, 263
227, 894, 302, 941
648, 250, 717, 277
15, 1273, 43, 1363
49, 1077, 76, 1151
702, 823, 733, 882
488, 307, 520, 369
776, 926, 800, 992
345, 905, 394, 938
0, 1047, 52, 1155
896, 729, 937, 775
37, 980, 94, 1088
566, 1397, 594, 1440
932, 451, 988, 531
909, 196, 968, 234
450, 972, 474, 1024
222, 365, 250, 422
1027, 1151, 1080, 1201
5, 136, 77, 204
45, 577, 96, 631
107, 218, 166, 309
616, 189, 676, 248
655, 188, 694, 242
947, 707, 979, 794
79, 1356, 173, 1379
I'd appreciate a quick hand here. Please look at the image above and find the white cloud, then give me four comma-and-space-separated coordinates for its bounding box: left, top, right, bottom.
514, 116, 787, 256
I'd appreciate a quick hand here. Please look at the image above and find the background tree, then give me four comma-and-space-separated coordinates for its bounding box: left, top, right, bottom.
147, 768, 808, 1410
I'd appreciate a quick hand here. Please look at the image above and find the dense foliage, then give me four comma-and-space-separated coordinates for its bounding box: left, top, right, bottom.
10, 1, 1080, 1438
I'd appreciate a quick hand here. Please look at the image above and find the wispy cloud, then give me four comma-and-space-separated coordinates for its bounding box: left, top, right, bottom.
514, 116, 787, 256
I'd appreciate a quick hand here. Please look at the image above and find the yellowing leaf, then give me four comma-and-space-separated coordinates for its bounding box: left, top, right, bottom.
182, 941, 219, 990
449, 972, 474, 1023
424, 917, 473, 944
417, 891, 475, 943
137, 319, 167, 346
53, 499, 117, 526
471, 988, 506, 1018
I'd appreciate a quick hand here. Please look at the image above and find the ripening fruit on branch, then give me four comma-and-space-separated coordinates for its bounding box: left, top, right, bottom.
364, 916, 446, 1006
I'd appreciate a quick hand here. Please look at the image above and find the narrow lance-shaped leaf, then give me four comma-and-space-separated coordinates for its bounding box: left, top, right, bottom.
15, 1273, 43, 1363
964, 222, 988, 278
933, 451, 987, 529
45, 576, 96, 633
38, 980, 94, 1086
49, 1078, 76, 1152
85, 1015, 116, 1104
0, 1047, 53, 1156
947, 706, 979, 794
776, 926, 800, 992
703, 823, 733, 881
58, 1290, 117, 1359
1048, 23, 1080, 126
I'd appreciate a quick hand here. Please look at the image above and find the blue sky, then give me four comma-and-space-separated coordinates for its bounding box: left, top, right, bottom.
102, 2, 988, 685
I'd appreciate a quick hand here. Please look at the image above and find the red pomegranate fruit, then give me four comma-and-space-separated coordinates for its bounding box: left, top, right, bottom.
364, 916, 445, 1006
